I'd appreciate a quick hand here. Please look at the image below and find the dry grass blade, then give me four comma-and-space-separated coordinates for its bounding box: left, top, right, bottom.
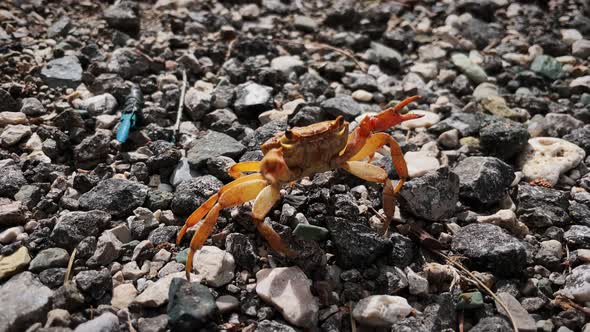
64, 248, 77, 286
173, 70, 187, 141
273, 38, 368, 73
429, 249, 519, 332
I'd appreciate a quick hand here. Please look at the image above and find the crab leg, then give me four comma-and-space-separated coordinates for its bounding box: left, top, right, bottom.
251, 184, 295, 256
176, 173, 265, 245
341, 160, 396, 234
228, 161, 261, 178
185, 179, 268, 276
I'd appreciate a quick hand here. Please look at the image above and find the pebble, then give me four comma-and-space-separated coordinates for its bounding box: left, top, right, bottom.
570, 76, 590, 93
352, 295, 413, 327
481, 96, 526, 121
477, 209, 529, 238
271, 55, 304, 75
495, 292, 537, 332
216, 295, 240, 314
518, 137, 586, 186
0, 272, 53, 332
530, 55, 562, 80
438, 129, 460, 149
321, 95, 363, 121
186, 131, 246, 169
40, 56, 83, 88
294, 15, 318, 32
79, 178, 149, 217
400, 111, 440, 130
19, 98, 46, 116
167, 277, 217, 331
351, 89, 373, 102
256, 266, 319, 327
452, 223, 526, 276
1, 124, 32, 147
0, 246, 31, 280
453, 156, 514, 205
29, 247, 69, 272
572, 39, 590, 58
0, 226, 23, 244
234, 81, 273, 116
409, 62, 438, 80
473, 82, 498, 101
132, 271, 198, 308
112, 283, 138, 309
406, 268, 428, 295
192, 246, 236, 287
404, 141, 440, 177
0, 199, 28, 225
73, 312, 119, 332
76, 93, 118, 116
451, 53, 488, 84
0, 112, 28, 125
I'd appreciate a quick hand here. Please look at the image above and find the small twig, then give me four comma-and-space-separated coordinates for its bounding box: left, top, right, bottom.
458, 310, 464, 332
173, 70, 187, 142
565, 244, 572, 274
64, 248, 77, 286
554, 295, 590, 317
273, 38, 368, 73
430, 249, 519, 332
225, 38, 237, 62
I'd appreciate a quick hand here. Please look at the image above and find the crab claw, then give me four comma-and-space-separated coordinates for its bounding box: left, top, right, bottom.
359, 95, 421, 133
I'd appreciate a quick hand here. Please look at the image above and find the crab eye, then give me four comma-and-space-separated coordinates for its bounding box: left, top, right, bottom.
333, 115, 344, 128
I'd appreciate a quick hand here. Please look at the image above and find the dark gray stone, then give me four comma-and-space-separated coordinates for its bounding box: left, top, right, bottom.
187, 131, 246, 169
104, 0, 140, 33
79, 178, 149, 218
371, 42, 402, 70
0, 161, 27, 198
73, 312, 120, 332
233, 81, 273, 117
452, 223, 527, 277
167, 278, 217, 332
170, 175, 222, 216
388, 233, 416, 268
107, 48, 150, 79
255, 320, 300, 332
469, 317, 512, 332
326, 216, 391, 269
429, 112, 482, 136
563, 127, 590, 154
47, 16, 72, 38
0, 89, 19, 113
479, 117, 529, 160
453, 156, 514, 205
516, 184, 570, 228
320, 96, 363, 121
51, 210, 111, 250
203, 109, 237, 133
148, 226, 178, 245
40, 56, 82, 89
398, 167, 460, 221
146, 140, 181, 171
20, 98, 46, 116
74, 268, 111, 300
225, 233, 258, 269
0, 272, 53, 332
242, 119, 288, 151
74, 130, 111, 169
564, 225, 590, 248
29, 248, 69, 272
39, 268, 67, 288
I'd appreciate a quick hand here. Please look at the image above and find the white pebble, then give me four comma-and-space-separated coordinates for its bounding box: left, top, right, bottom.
352, 295, 413, 327
400, 111, 440, 130
351, 90, 373, 102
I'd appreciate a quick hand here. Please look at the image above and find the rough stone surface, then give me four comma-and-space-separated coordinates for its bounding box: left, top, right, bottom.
452, 223, 527, 277
0, 272, 53, 332
398, 167, 460, 221
40, 56, 83, 88
187, 131, 246, 169
191, 246, 235, 287
453, 156, 515, 205
256, 266, 319, 328
167, 278, 217, 332
352, 295, 413, 327
79, 178, 149, 217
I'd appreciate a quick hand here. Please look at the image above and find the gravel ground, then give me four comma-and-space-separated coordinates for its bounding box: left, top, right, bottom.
1, 0, 590, 331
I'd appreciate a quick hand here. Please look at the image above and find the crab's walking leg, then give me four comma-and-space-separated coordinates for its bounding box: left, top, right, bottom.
228, 161, 261, 178
176, 173, 265, 245
251, 184, 295, 256
341, 160, 396, 234
183, 178, 268, 277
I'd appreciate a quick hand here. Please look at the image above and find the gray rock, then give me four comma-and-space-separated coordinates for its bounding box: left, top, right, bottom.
78, 93, 118, 116
170, 158, 196, 187
470, 317, 512, 332
51, 210, 111, 249
563, 127, 590, 154
171, 175, 222, 216
429, 112, 482, 136
73, 312, 120, 332
47, 16, 72, 38
19, 98, 46, 116
320, 96, 363, 121
29, 248, 69, 272
242, 119, 287, 151
516, 184, 570, 228
398, 167, 460, 221
87, 230, 123, 266
107, 47, 150, 79
40, 56, 82, 88
479, 117, 530, 160
271, 56, 304, 76
495, 293, 537, 332
294, 15, 317, 32
187, 131, 246, 169
0, 89, 20, 113
0, 272, 53, 332
564, 225, 590, 248
234, 81, 273, 117
388, 233, 416, 268
204, 108, 237, 133
452, 223, 526, 277
453, 157, 514, 205
167, 278, 217, 332
325, 216, 391, 269
371, 42, 402, 70
73, 129, 111, 169
79, 178, 149, 217
1, 124, 31, 147
74, 268, 112, 300
225, 233, 258, 269
148, 226, 177, 245
0, 161, 27, 198
104, 0, 140, 33
137, 314, 168, 332
562, 264, 590, 303
573, 39, 590, 58
451, 53, 487, 84
255, 320, 300, 332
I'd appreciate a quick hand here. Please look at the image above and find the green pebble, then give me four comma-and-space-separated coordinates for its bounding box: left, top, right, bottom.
176, 248, 189, 264
456, 291, 484, 310
293, 223, 329, 241
530, 55, 562, 80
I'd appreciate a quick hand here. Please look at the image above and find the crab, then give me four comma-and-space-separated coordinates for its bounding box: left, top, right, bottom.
177, 95, 422, 274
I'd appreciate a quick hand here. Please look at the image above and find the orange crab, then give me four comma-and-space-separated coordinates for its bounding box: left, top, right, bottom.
177, 96, 422, 274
